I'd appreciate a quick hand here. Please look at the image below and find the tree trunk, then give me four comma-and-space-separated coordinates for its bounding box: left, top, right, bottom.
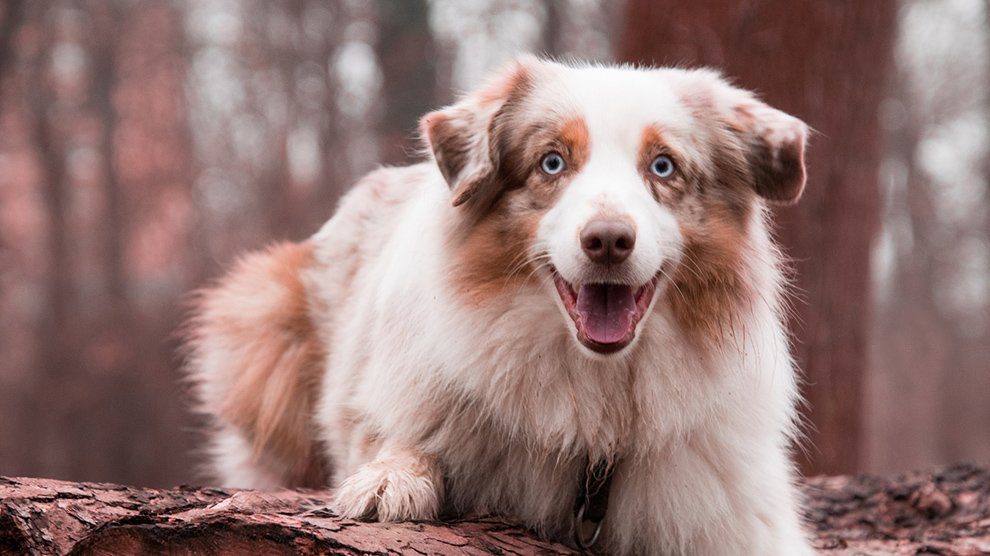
868, 99, 952, 473
618, 1, 897, 475
1, 465, 988, 554
376, 0, 437, 166
0, 0, 24, 93
26, 2, 74, 479
90, 2, 127, 334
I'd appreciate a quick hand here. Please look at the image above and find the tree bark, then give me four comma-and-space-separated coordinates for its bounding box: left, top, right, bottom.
2, 465, 989, 555
0, 478, 573, 555
618, 1, 897, 475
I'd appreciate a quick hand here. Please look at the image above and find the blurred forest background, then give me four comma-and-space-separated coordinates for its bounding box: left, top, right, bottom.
0, 0, 986, 488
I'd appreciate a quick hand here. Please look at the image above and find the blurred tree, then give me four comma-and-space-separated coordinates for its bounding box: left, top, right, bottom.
0, 0, 199, 486
619, 0, 897, 475
28, 3, 70, 386
23, 0, 82, 479
876, 69, 950, 470
377, 0, 436, 165
866, 0, 990, 473
89, 0, 126, 342
0, 0, 24, 88
542, 0, 562, 57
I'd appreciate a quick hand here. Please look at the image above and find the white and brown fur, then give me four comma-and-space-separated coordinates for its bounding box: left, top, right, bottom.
185, 56, 813, 554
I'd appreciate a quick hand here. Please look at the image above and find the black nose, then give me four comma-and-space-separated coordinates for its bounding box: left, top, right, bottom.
580, 220, 636, 265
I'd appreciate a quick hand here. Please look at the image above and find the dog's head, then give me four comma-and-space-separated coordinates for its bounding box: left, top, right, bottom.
422, 56, 807, 356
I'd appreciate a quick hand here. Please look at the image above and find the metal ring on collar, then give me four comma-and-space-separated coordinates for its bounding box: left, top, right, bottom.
573, 501, 604, 550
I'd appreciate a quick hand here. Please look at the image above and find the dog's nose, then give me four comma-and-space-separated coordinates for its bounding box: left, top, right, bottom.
580, 220, 636, 265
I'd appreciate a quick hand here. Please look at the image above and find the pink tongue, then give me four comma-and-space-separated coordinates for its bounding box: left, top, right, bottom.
576, 284, 637, 344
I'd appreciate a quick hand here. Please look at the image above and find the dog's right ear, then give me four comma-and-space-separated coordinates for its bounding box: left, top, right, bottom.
674, 69, 809, 205
420, 57, 535, 208
706, 74, 809, 205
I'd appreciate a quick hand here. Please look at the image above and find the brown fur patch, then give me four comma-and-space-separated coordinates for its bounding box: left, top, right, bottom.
448, 200, 542, 308
449, 115, 591, 308
667, 207, 752, 346
638, 123, 758, 347
189, 241, 327, 486
665, 174, 758, 346
559, 118, 590, 168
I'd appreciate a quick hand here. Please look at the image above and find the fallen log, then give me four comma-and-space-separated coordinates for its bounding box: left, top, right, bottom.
1, 464, 988, 554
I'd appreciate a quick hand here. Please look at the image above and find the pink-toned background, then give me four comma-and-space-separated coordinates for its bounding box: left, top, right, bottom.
0, 0, 986, 487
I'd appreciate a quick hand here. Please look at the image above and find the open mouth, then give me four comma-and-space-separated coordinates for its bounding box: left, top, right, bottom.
551, 269, 660, 354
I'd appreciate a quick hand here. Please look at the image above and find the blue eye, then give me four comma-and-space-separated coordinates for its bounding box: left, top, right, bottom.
540, 152, 566, 175
650, 155, 675, 178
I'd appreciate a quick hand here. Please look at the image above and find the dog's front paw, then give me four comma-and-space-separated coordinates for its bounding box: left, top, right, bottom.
333, 451, 443, 522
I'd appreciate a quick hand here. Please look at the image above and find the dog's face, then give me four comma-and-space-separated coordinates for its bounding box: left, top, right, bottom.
423, 57, 807, 356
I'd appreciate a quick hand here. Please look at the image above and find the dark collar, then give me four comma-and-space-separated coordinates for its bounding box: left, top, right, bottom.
573, 457, 615, 550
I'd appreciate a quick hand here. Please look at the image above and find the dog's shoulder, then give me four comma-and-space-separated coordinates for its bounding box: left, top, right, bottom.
305, 161, 443, 299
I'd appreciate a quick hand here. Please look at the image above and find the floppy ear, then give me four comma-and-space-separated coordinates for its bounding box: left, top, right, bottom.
705, 76, 809, 205
733, 98, 808, 204
420, 57, 534, 208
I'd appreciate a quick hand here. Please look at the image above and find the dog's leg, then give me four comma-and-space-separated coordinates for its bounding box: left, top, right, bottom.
333, 442, 444, 522
605, 439, 812, 556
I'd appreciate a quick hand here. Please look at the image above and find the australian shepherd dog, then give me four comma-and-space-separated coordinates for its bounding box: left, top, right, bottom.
185, 56, 813, 554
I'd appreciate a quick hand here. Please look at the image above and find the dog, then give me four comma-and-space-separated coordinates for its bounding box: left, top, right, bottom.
185, 55, 813, 554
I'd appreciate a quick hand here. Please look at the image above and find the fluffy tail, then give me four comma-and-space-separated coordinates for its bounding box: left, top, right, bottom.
183, 241, 327, 487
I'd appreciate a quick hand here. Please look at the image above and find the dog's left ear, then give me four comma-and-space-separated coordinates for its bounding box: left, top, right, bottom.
734, 98, 808, 205
702, 76, 809, 205
420, 56, 535, 208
